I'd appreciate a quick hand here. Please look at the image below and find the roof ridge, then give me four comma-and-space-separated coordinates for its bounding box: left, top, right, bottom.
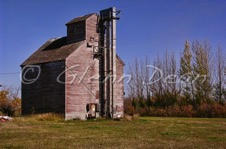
66, 13, 96, 25
21, 40, 85, 66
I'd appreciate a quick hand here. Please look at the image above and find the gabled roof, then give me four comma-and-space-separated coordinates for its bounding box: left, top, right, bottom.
21, 12, 125, 67
21, 37, 84, 66
66, 13, 95, 26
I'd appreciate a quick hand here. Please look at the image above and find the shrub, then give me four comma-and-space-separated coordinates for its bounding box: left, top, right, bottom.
139, 107, 150, 116
0, 88, 21, 116
125, 97, 226, 118
196, 102, 226, 118
0, 100, 14, 116
124, 106, 135, 116
180, 105, 194, 117
124, 98, 135, 116
149, 107, 167, 117
209, 103, 226, 118
167, 105, 180, 117
197, 102, 212, 117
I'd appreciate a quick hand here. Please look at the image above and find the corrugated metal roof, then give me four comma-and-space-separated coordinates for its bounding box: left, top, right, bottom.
21, 37, 84, 66
65, 13, 95, 25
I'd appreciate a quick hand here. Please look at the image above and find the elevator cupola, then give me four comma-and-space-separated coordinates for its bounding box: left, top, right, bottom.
66, 13, 99, 44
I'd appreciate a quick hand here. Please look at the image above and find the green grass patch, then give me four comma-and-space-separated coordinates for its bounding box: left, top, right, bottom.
0, 116, 226, 148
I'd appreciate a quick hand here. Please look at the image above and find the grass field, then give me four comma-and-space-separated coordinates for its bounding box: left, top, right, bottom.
0, 116, 226, 149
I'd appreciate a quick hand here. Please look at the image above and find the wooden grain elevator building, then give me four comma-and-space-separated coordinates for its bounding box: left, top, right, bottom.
21, 8, 124, 120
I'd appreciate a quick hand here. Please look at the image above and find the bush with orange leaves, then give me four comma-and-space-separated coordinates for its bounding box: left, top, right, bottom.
197, 102, 226, 118
124, 97, 226, 118
0, 86, 21, 116
124, 98, 135, 116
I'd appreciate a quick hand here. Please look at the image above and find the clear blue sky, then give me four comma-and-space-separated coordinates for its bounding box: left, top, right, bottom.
0, 0, 226, 89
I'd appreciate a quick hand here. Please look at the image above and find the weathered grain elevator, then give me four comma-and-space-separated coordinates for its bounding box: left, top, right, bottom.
21, 7, 124, 120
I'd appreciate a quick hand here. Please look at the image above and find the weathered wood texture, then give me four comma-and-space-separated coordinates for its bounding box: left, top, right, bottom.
67, 14, 99, 44
113, 57, 124, 117
21, 13, 124, 120
65, 14, 100, 120
67, 21, 86, 44
65, 42, 99, 120
21, 61, 65, 115
86, 14, 99, 43
65, 14, 124, 120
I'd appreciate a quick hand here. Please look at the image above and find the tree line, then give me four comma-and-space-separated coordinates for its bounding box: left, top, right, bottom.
125, 40, 226, 117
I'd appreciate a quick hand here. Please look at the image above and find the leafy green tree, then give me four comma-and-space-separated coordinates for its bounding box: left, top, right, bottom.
192, 41, 212, 104
179, 40, 194, 103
